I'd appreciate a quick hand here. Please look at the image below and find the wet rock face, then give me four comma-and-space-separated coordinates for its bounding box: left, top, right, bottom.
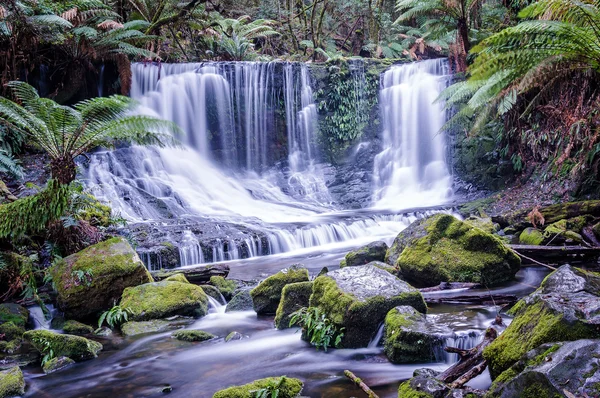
385, 214, 521, 287
340, 240, 388, 268
121, 317, 195, 337
250, 266, 309, 315
49, 237, 153, 321
274, 281, 313, 330
484, 265, 600, 379
384, 306, 452, 364
225, 290, 253, 313
309, 265, 426, 348
23, 330, 102, 362
488, 340, 600, 398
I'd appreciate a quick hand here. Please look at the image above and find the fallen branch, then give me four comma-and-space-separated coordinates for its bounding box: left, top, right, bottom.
344, 370, 379, 398
512, 250, 556, 270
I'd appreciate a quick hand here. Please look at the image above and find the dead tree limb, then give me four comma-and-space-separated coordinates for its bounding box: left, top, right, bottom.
344, 370, 379, 398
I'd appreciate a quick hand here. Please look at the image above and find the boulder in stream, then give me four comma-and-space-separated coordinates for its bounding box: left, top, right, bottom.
225, 290, 253, 312
120, 280, 209, 321
121, 317, 194, 337
488, 340, 600, 398
0, 304, 28, 355
386, 214, 521, 287
274, 281, 313, 330
62, 320, 94, 335
42, 356, 75, 374
250, 266, 309, 315
49, 237, 153, 320
340, 241, 388, 268
384, 306, 452, 363
0, 366, 25, 398
24, 330, 102, 361
309, 265, 426, 348
212, 376, 303, 398
164, 273, 189, 283
518, 227, 544, 245
210, 276, 237, 301
483, 264, 600, 379
171, 329, 215, 342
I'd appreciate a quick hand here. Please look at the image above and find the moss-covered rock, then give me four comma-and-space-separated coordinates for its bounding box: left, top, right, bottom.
518, 228, 544, 245
225, 290, 253, 313
49, 237, 153, 320
310, 265, 426, 348
274, 281, 313, 330
120, 317, 194, 337
487, 340, 600, 398
63, 320, 94, 335
483, 265, 600, 379
164, 273, 189, 283
543, 219, 584, 244
0, 322, 25, 354
200, 285, 224, 304
120, 281, 208, 321
251, 266, 309, 315
0, 304, 28, 328
210, 276, 237, 301
388, 214, 520, 287
0, 366, 25, 398
24, 330, 102, 361
212, 376, 303, 398
464, 216, 498, 234
171, 329, 214, 342
340, 241, 388, 268
384, 306, 450, 363
397, 371, 447, 398
42, 356, 75, 374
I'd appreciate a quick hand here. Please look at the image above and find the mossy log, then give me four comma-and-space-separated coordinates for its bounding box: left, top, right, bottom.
509, 244, 600, 264
438, 327, 497, 388
151, 263, 229, 284
493, 200, 600, 229
344, 370, 379, 398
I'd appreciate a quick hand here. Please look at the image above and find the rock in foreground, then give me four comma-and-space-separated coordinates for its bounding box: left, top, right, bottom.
213, 376, 303, 398
251, 266, 309, 315
24, 330, 102, 361
0, 366, 25, 398
274, 281, 313, 330
310, 265, 426, 348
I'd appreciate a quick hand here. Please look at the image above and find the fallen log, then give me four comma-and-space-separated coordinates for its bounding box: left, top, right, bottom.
423, 293, 518, 306
438, 327, 497, 386
344, 370, 379, 398
492, 200, 600, 229
509, 244, 600, 264
151, 263, 229, 284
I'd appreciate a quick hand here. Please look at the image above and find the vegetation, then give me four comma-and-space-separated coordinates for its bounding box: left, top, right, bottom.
98, 304, 133, 328
289, 306, 344, 351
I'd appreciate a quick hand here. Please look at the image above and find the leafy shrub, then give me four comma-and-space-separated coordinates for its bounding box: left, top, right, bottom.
289, 307, 344, 351
98, 304, 133, 329
252, 376, 288, 398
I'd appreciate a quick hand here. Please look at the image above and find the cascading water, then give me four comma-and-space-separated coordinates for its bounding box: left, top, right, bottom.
372, 58, 453, 209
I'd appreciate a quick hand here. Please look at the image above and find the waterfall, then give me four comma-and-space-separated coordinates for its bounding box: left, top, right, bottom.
372, 59, 453, 209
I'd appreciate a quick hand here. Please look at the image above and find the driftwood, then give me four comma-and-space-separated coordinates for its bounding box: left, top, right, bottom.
151, 263, 229, 284
424, 294, 518, 306
344, 370, 379, 398
509, 244, 600, 264
438, 327, 498, 388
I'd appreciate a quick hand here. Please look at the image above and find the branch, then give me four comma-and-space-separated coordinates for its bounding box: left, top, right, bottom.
344, 370, 379, 398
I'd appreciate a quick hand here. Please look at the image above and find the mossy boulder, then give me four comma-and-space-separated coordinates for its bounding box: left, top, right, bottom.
464, 216, 498, 234
120, 281, 208, 321
120, 317, 194, 337
210, 276, 237, 301
274, 281, 313, 330
24, 330, 102, 361
42, 356, 75, 374
0, 366, 25, 398
384, 306, 451, 363
200, 285, 225, 304
49, 237, 153, 320
483, 265, 600, 379
250, 266, 309, 315
543, 219, 584, 244
397, 369, 484, 398
518, 228, 544, 245
488, 340, 600, 398
225, 290, 253, 313
340, 241, 388, 268
171, 329, 214, 342
0, 304, 28, 328
212, 376, 303, 398
0, 322, 25, 354
387, 214, 520, 287
164, 273, 189, 283
309, 265, 426, 348
63, 320, 94, 335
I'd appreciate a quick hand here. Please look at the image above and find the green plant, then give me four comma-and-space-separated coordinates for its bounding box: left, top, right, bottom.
0, 149, 22, 179
0, 81, 180, 185
289, 307, 344, 351
70, 269, 94, 287
98, 304, 133, 329
215, 15, 279, 61
32, 336, 55, 367
252, 376, 288, 398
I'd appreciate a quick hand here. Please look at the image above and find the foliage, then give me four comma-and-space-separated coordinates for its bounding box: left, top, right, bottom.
0, 149, 22, 180
0, 81, 179, 184
98, 303, 133, 328
289, 307, 344, 351
252, 376, 288, 398
31, 335, 56, 367
215, 16, 279, 61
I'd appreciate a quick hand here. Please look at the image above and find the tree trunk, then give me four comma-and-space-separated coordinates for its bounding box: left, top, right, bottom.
50, 157, 77, 185
457, 18, 470, 54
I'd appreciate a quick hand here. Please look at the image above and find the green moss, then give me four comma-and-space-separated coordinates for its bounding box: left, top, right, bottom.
164, 273, 189, 283
79, 194, 113, 227
457, 197, 497, 218
0, 322, 24, 341
120, 319, 174, 336
0, 366, 25, 398
120, 281, 208, 321
309, 275, 426, 348
530, 344, 561, 366
0, 303, 29, 328
483, 300, 596, 378
212, 376, 303, 398
210, 276, 237, 301
200, 285, 223, 302
519, 228, 544, 245
24, 329, 102, 361
171, 329, 214, 342
63, 320, 94, 335
42, 356, 75, 374
49, 237, 153, 320
383, 307, 441, 363
274, 281, 313, 329
340, 242, 387, 268
521, 383, 561, 398
397, 381, 433, 398
250, 266, 310, 315
397, 214, 521, 287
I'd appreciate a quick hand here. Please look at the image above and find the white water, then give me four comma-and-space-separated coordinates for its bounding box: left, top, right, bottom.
373, 59, 453, 209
